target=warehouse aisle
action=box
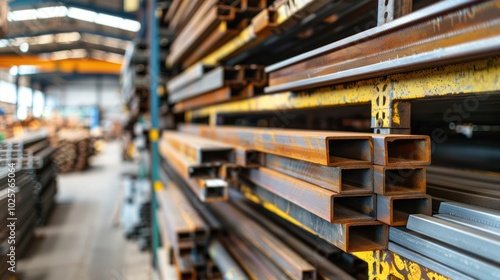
[18,142,151,280]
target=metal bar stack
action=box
[389,202,500,280]
[53,130,95,173]
[177,124,433,251]
[168,64,267,112]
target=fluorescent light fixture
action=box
[94,13,123,29]
[50,49,87,60]
[105,53,124,64]
[0,39,8,48]
[19,42,29,53]
[54,32,81,43]
[67,7,96,22]
[34,34,55,45]
[122,19,141,32]
[8,9,37,21]
[36,6,68,19]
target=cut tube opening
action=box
[392,197,431,225]
[387,139,428,164]
[200,149,234,164]
[341,168,373,192]
[348,224,387,252]
[384,168,425,194]
[328,139,371,165]
[333,196,375,222]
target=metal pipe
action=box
[376,194,431,226]
[407,214,500,263]
[244,167,376,223]
[265,154,372,194]
[239,180,388,252]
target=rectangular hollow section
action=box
[347,224,388,252]
[384,168,425,194]
[205,186,226,198]
[387,138,429,165]
[392,197,431,225]
[200,149,234,163]
[341,167,373,192]
[328,139,372,165]
[189,165,220,178]
[301,270,316,280]
[333,195,375,222]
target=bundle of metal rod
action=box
[168,64,266,108]
[53,131,94,173]
[238,179,388,252]
[0,168,38,263]
[210,202,317,279]
[265,0,500,93]
[156,182,209,274]
[166,0,268,68]
[426,166,500,210]
[159,132,230,202]
[389,202,500,280]
[0,131,50,168]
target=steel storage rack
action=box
[142,0,500,279]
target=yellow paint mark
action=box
[149,129,160,142]
[154,181,164,191]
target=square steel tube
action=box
[377,194,432,226]
[374,166,426,195]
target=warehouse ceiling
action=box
[0,0,143,75]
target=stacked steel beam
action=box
[168,64,267,112]
[53,130,95,173]
[178,124,432,251]
[390,202,500,280]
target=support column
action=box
[371,78,411,134]
[377,0,412,26]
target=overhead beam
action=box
[3,29,134,41]
[8,0,137,20]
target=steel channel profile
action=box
[169,67,226,103]
[407,214,500,263]
[388,242,476,280]
[233,201,356,280]
[244,167,375,223]
[208,240,249,280]
[372,135,430,166]
[239,181,388,252]
[264,1,495,92]
[265,153,373,194]
[159,140,228,202]
[210,202,317,279]
[438,201,500,229]
[178,124,373,166]
[373,166,426,195]
[220,234,287,279]
[376,194,431,226]
[163,131,235,165]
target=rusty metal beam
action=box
[377,194,432,226]
[210,202,317,279]
[163,131,235,165]
[167,63,214,94]
[239,181,388,252]
[159,139,228,202]
[266,1,500,93]
[173,85,255,113]
[178,124,373,166]
[372,134,430,166]
[373,166,426,195]
[243,167,376,223]
[264,153,373,194]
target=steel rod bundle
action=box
[389,202,500,280]
[53,130,94,173]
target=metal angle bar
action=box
[407,214,500,263]
[210,202,317,280]
[389,227,500,279]
[163,131,235,165]
[178,124,373,166]
[243,167,376,223]
[388,242,476,280]
[264,153,373,194]
[373,166,426,195]
[239,181,388,252]
[376,194,431,226]
[434,214,500,238]
[208,240,249,280]
[265,0,475,72]
[438,201,500,229]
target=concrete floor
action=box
[18,142,151,280]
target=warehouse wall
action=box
[45,77,123,120]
